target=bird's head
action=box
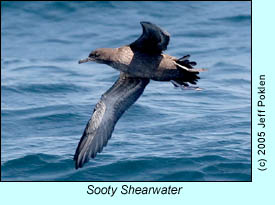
[79,48,115,64]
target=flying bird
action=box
[74,22,205,169]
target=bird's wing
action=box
[74,73,150,169]
[130,21,170,54]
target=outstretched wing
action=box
[130,21,170,54]
[74,73,150,169]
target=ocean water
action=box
[1,1,251,181]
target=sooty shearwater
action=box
[74,22,206,169]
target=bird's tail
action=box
[171,55,206,89]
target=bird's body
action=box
[106,46,179,81]
[74,22,205,169]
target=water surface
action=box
[1,1,251,181]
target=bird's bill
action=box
[78,57,94,64]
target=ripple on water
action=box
[2,1,251,181]
[1,154,251,181]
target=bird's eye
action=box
[89,52,100,58]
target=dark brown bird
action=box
[74,22,205,169]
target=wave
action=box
[181,31,224,38]
[2,1,251,183]
[43,39,72,45]
[2,82,87,94]
[1,154,250,181]
[211,15,251,23]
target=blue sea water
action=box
[1,1,251,181]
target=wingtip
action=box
[74,151,92,169]
[74,157,80,169]
[73,152,83,169]
[140,21,151,25]
[74,158,83,170]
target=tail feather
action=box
[178,54,190,61]
[189,61,197,66]
[173,54,205,87]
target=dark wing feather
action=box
[130,21,170,54]
[74,73,149,169]
[173,55,200,86]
